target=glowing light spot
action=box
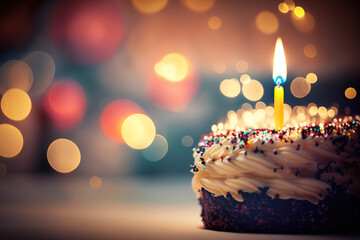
[214,62,226,74]
[255,101,266,109]
[284,0,295,10]
[297,113,306,122]
[0,163,7,176]
[0,60,33,94]
[242,111,254,125]
[297,106,305,114]
[265,106,274,116]
[23,51,55,96]
[211,125,217,133]
[254,109,266,122]
[142,134,168,161]
[47,138,81,173]
[290,77,311,98]
[182,135,194,147]
[309,106,318,116]
[218,122,224,130]
[132,0,167,14]
[284,104,292,122]
[306,73,318,84]
[291,11,315,32]
[220,78,241,98]
[240,74,251,84]
[44,80,86,130]
[100,100,144,143]
[235,60,248,73]
[278,3,289,13]
[242,79,264,101]
[304,44,317,58]
[293,6,305,18]
[0,124,23,158]
[241,103,252,110]
[89,176,102,189]
[345,87,356,99]
[318,106,328,119]
[183,0,215,12]
[122,114,156,150]
[1,88,31,121]
[155,53,189,82]
[208,16,222,30]
[328,109,335,118]
[255,11,279,35]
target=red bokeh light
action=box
[44,80,86,130]
[100,99,144,143]
[50,0,124,65]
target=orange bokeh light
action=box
[100,99,144,143]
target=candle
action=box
[273,37,287,130]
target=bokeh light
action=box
[213,62,226,74]
[278,3,289,13]
[100,99,144,143]
[23,51,55,97]
[235,60,248,73]
[255,11,279,34]
[155,53,188,82]
[182,135,194,147]
[304,44,317,58]
[182,0,215,12]
[240,74,251,84]
[0,124,23,158]
[345,87,357,99]
[265,106,274,116]
[309,105,318,116]
[132,0,168,14]
[0,60,33,94]
[291,11,315,32]
[219,78,241,98]
[47,138,81,173]
[122,113,156,150]
[293,6,305,19]
[255,101,266,109]
[50,0,124,65]
[242,79,264,101]
[208,16,222,30]
[290,77,311,98]
[1,88,31,121]
[44,80,86,130]
[328,109,335,118]
[306,73,318,84]
[89,176,102,189]
[318,106,328,119]
[141,134,168,161]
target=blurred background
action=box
[0,0,360,238]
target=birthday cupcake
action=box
[191,118,360,233]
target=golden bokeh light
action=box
[306,73,318,84]
[220,78,241,98]
[122,113,156,150]
[47,138,81,173]
[142,134,168,161]
[242,79,264,101]
[304,44,317,58]
[213,62,226,74]
[182,135,194,147]
[132,0,168,14]
[1,88,32,121]
[284,104,292,122]
[309,106,318,116]
[318,106,328,119]
[255,101,266,109]
[284,0,295,10]
[183,0,215,12]
[345,87,356,99]
[254,109,266,122]
[265,106,274,116]
[235,60,248,73]
[89,176,102,189]
[278,3,289,13]
[211,124,217,132]
[240,74,251,84]
[293,6,305,18]
[241,103,252,110]
[0,124,23,158]
[328,109,335,118]
[290,77,311,98]
[255,11,279,35]
[291,11,315,32]
[0,60,33,94]
[208,16,222,30]
[155,53,189,82]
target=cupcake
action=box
[191,118,360,233]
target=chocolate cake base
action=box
[199,186,360,233]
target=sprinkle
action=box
[244,151,247,155]
[202,166,206,170]
[273,150,277,155]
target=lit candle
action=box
[273,37,287,130]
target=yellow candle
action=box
[274,86,284,130]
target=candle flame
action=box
[273,37,287,85]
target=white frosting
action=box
[192,133,360,204]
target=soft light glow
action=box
[183,0,215,12]
[255,101,266,109]
[265,106,274,116]
[47,138,81,173]
[306,73,318,84]
[235,60,248,73]
[208,16,222,30]
[290,77,311,98]
[318,106,328,119]
[309,106,318,116]
[122,113,156,150]
[345,87,357,99]
[1,88,31,121]
[284,0,295,10]
[243,79,264,101]
[89,176,102,189]
[220,78,241,98]
[255,11,279,35]
[132,0,168,14]
[328,109,335,118]
[304,44,317,58]
[291,11,315,32]
[240,74,251,84]
[141,134,168,161]
[273,37,287,84]
[278,3,289,13]
[213,62,226,74]
[0,124,23,158]
[155,53,189,82]
[182,135,194,147]
[293,6,305,18]
[0,60,33,94]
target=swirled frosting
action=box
[191,120,360,204]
